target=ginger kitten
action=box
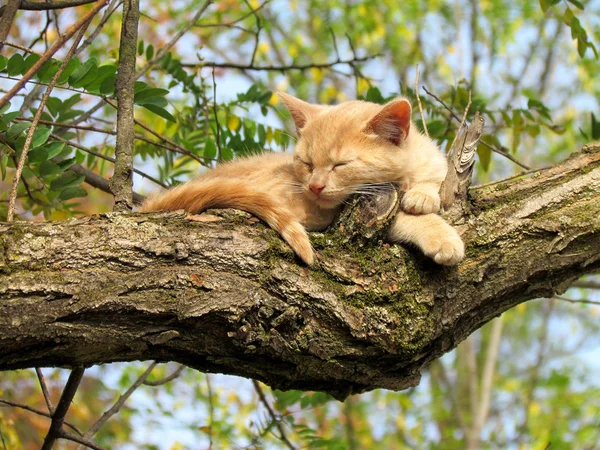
[141,93,464,266]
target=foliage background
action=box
[0,0,599,448]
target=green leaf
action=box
[134,88,169,102]
[28,147,49,164]
[69,58,97,87]
[50,172,85,191]
[221,146,233,161]
[204,137,216,160]
[146,44,154,60]
[83,64,117,92]
[39,160,62,177]
[7,54,25,76]
[567,0,584,9]
[0,55,7,72]
[0,153,8,180]
[6,122,29,140]
[564,8,574,24]
[365,86,385,104]
[45,142,66,159]
[31,127,51,148]
[63,94,82,110]
[46,97,62,117]
[37,59,60,82]
[57,109,84,122]
[138,40,144,56]
[136,96,168,107]
[1,111,19,124]
[577,37,587,58]
[591,113,600,140]
[0,101,11,115]
[100,75,117,95]
[141,104,176,122]
[426,119,447,138]
[57,157,76,171]
[59,186,88,201]
[22,53,41,73]
[477,144,492,172]
[57,57,80,84]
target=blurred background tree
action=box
[0,0,599,448]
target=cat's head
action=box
[279,92,412,209]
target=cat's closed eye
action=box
[332,161,352,170]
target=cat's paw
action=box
[421,230,465,266]
[402,189,441,215]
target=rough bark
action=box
[110,0,139,212]
[1,143,599,400]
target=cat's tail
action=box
[140,179,314,264]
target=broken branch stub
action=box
[440,112,485,211]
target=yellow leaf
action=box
[289,44,299,59]
[310,68,324,83]
[249,0,260,8]
[516,303,526,314]
[357,78,370,95]
[227,115,241,131]
[266,127,273,143]
[268,93,279,105]
[257,42,270,55]
[529,401,541,418]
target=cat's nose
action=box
[309,183,326,195]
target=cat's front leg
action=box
[401,182,441,215]
[388,211,464,265]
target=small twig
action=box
[181,54,381,72]
[104,98,207,165]
[3,0,98,12]
[50,133,168,188]
[7,13,92,221]
[137,0,213,79]
[195,0,270,28]
[572,281,600,290]
[448,90,472,158]
[423,85,531,170]
[76,0,122,56]
[143,364,185,386]
[415,65,429,138]
[0,398,83,435]
[0,420,7,450]
[81,362,157,440]
[470,165,553,190]
[0,0,109,111]
[212,67,222,161]
[242,0,261,67]
[36,368,55,415]
[553,296,600,306]
[252,380,295,450]
[59,430,106,450]
[41,366,86,450]
[68,163,146,205]
[0,40,40,54]
[206,374,214,450]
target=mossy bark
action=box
[1,144,599,400]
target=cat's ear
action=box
[278,92,322,136]
[364,98,412,146]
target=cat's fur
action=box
[140,93,464,266]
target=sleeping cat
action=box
[140,93,464,266]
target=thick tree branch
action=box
[0,144,599,399]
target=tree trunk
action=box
[1,144,599,400]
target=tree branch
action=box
[110,0,139,212]
[1,144,599,399]
[41,366,85,450]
